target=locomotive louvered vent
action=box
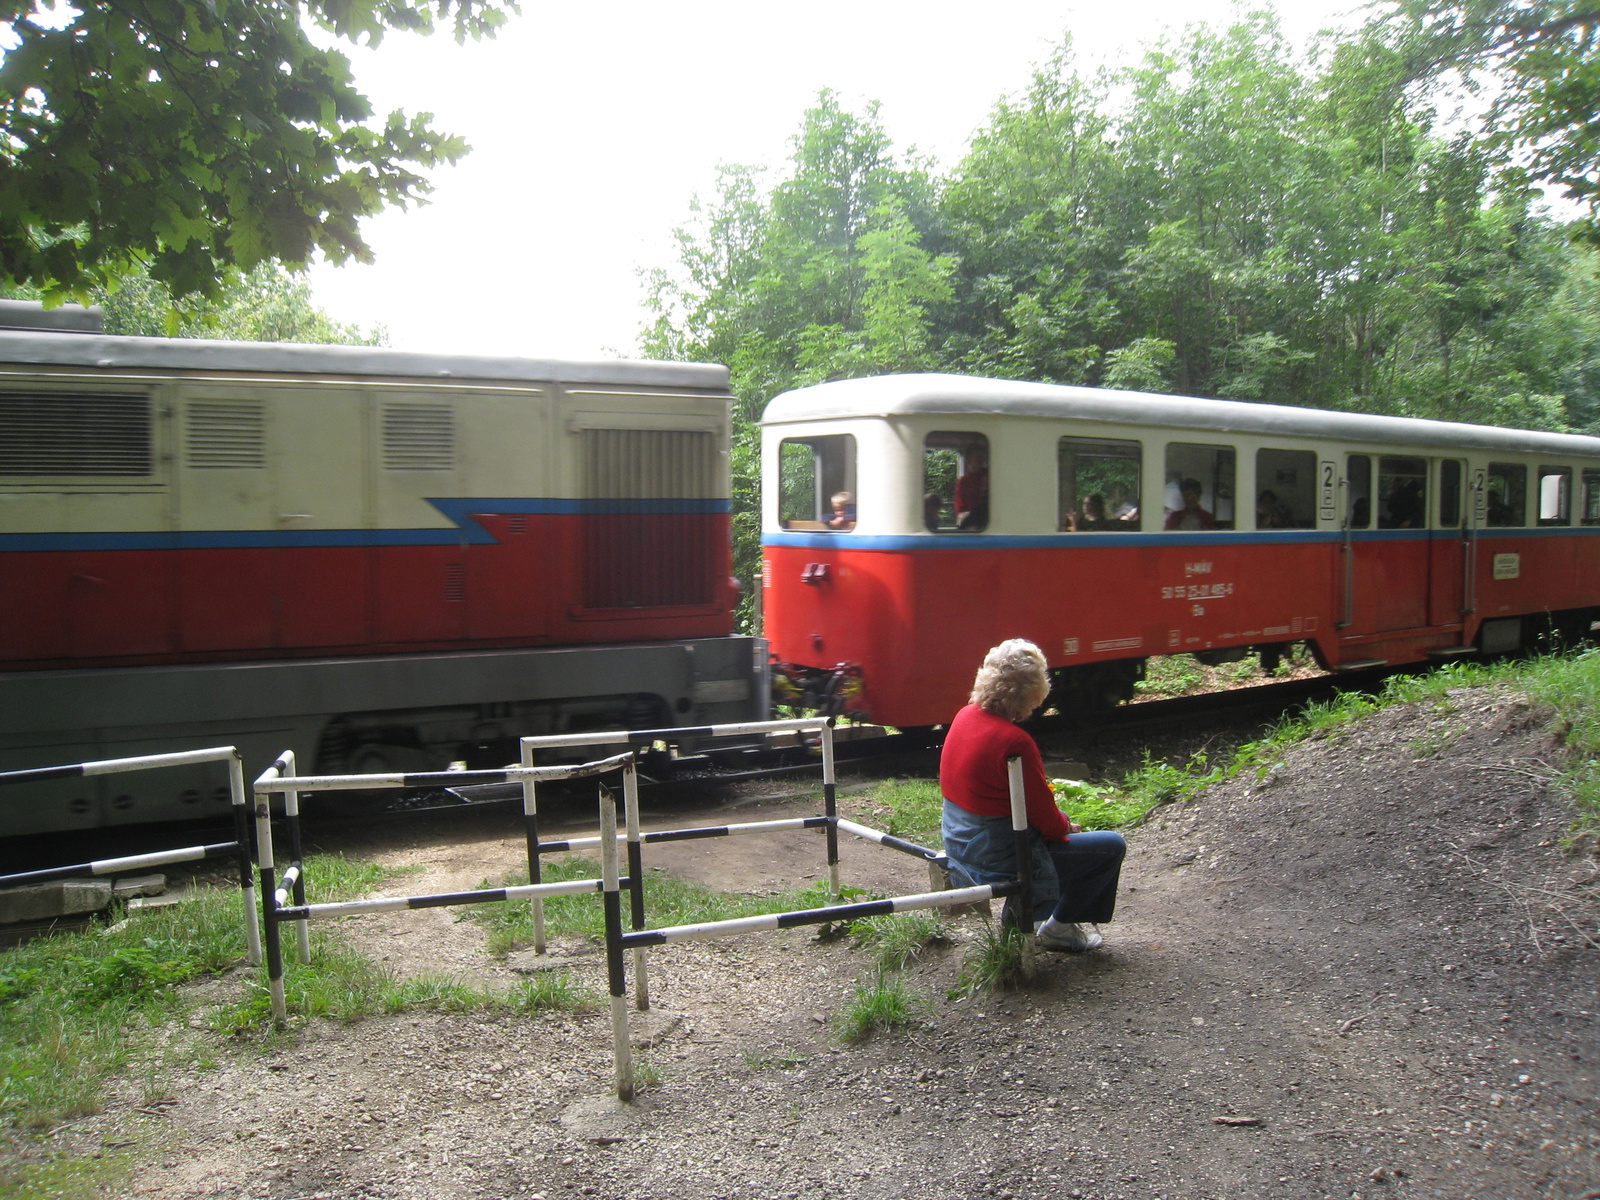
[383,404,454,470]
[185,401,264,469]
[582,428,717,608]
[0,391,150,476]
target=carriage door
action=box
[1429,459,1468,628]
[1373,455,1430,631]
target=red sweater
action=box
[939,705,1071,842]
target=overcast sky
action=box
[308,1,1366,360]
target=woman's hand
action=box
[1067,820,1084,834]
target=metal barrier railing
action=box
[0,747,260,964]
[250,750,636,1023]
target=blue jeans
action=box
[941,799,1126,925]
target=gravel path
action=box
[20,687,1600,1200]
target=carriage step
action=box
[1333,658,1388,671]
[1424,646,1479,659]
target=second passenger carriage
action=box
[761,374,1600,729]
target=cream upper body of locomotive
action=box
[0,324,733,539]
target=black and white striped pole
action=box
[822,717,839,897]
[621,756,650,1011]
[226,751,263,967]
[1006,755,1037,977]
[255,755,288,1023]
[518,736,545,955]
[277,751,311,965]
[600,785,634,1102]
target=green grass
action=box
[837,968,922,1042]
[849,911,947,971]
[0,884,250,1131]
[856,778,944,848]
[949,918,1029,998]
[508,971,599,1014]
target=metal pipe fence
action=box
[0,746,259,964]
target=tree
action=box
[1381,4,1600,213]
[97,261,384,344]
[0,0,511,301]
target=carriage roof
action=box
[763,373,1600,458]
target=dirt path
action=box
[19,689,1600,1200]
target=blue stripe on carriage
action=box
[762,525,1600,551]
[0,497,733,553]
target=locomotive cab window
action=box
[1538,467,1572,526]
[778,435,856,530]
[1254,448,1316,529]
[1377,456,1427,529]
[924,432,989,532]
[1486,462,1527,527]
[1163,442,1234,530]
[1059,437,1141,531]
[1583,469,1600,525]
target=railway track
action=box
[0,664,1396,878]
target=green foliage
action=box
[1382,3,1600,233]
[1048,777,1151,830]
[646,14,1600,534]
[95,261,385,344]
[0,0,511,302]
[837,967,921,1042]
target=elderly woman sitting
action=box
[940,639,1127,952]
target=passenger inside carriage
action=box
[826,491,855,529]
[1068,491,1115,531]
[1164,478,1218,530]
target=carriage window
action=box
[924,432,988,532]
[1377,456,1427,529]
[778,435,856,531]
[1059,437,1141,531]
[1346,455,1371,529]
[1584,469,1600,526]
[1163,443,1234,530]
[1538,467,1572,526]
[1486,462,1526,527]
[1253,449,1316,529]
[1440,460,1463,527]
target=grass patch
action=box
[949,919,1028,998]
[837,968,921,1042]
[857,778,944,848]
[0,883,252,1131]
[508,971,598,1014]
[849,911,947,971]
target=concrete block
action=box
[112,873,167,899]
[0,879,113,924]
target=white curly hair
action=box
[969,638,1050,722]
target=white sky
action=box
[308,1,1365,359]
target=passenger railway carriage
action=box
[0,303,761,834]
[760,374,1600,730]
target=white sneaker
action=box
[1034,919,1103,952]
